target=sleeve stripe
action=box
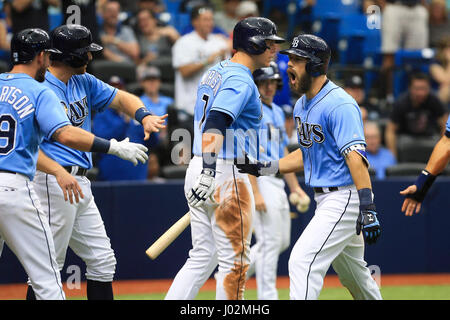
[210,106,237,121]
[339,139,366,154]
[46,121,71,140]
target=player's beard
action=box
[298,72,312,95]
[35,65,47,82]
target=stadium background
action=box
[0,0,449,299]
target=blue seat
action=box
[162,0,181,15]
[312,0,359,20]
[393,49,436,98]
[49,11,63,31]
[338,13,367,65]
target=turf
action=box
[69,285,450,300]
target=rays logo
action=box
[61,96,89,127]
[295,116,325,148]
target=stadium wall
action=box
[0,178,449,284]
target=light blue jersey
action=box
[193,60,262,160]
[446,115,450,134]
[0,73,71,180]
[40,71,117,169]
[293,80,365,187]
[259,102,289,162]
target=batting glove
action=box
[187,168,216,208]
[356,203,381,245]
[234,152,279,177]
[107,138,148,166]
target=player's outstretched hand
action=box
[400,185,422,216]
[187,168,216,208]
[356,203,381,245]
[108,138,149,165]
[54,169,84,204]
[234,152,279,177]
[142,114,168,140]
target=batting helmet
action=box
[11,28,61,65]
[280,34,331,77]
[253,61,283,90]
[233,17,285,55]
[50,24,102,68]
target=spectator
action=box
[136,8,179,67]
[171,4,230,134]
[364,121,397,180]
[214,0,240,35]
[147,153,166,182]
[343,74,382,121]
[137,0,165,15]
[428,0,450,48]
[99,0,140,63]
[138,65,173,141]
[92,76,158,181]
[6,0,59,34]
[236,0,259,19]
[379,0,429,101]
[384,72,448,159]
[430,37,450,106]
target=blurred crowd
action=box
[0,0,448,181]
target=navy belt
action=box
[314,186,339,194]
[64,166,88,176]
[0,169,17,174]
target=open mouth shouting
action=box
[287,69,297,87]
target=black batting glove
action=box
[234,151,279,177]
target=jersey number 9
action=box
[0,114,16,155]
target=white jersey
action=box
[172,30,229,115]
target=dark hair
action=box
[408,72,430,86]
[137,8,158,20]
[190,5,214,22]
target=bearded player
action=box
[235,34,382,300]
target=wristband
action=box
[91,136,111,153]
[357,188,373,206]
[135,107,152,124]
[203,152,217,172]
[409,169,437,202]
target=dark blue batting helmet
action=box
[233,17,285,55]
[280,34,331,77]
[11,28,61,65]
[50,24,102,68]
[253,61,283,90]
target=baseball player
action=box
[400,115,450,215]
[0,28,148,300]
[25,24,167,300]
[246,62,310,300]
[235,34,382,300]
[165,17,285,300]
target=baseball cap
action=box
[138,66,161,81]
[236,1,259,18]
[344,75,364,89]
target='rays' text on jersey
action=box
[200,70,222,96]
[0,86,35,119]
[295,116,325,148]
[61,96,88,127]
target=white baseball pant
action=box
[247,175,291,300]
[165,156,254,300]
[288,185,382,300]
[31,170,116,283]
[0,172,65,300]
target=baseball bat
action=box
[145,212,191,260]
